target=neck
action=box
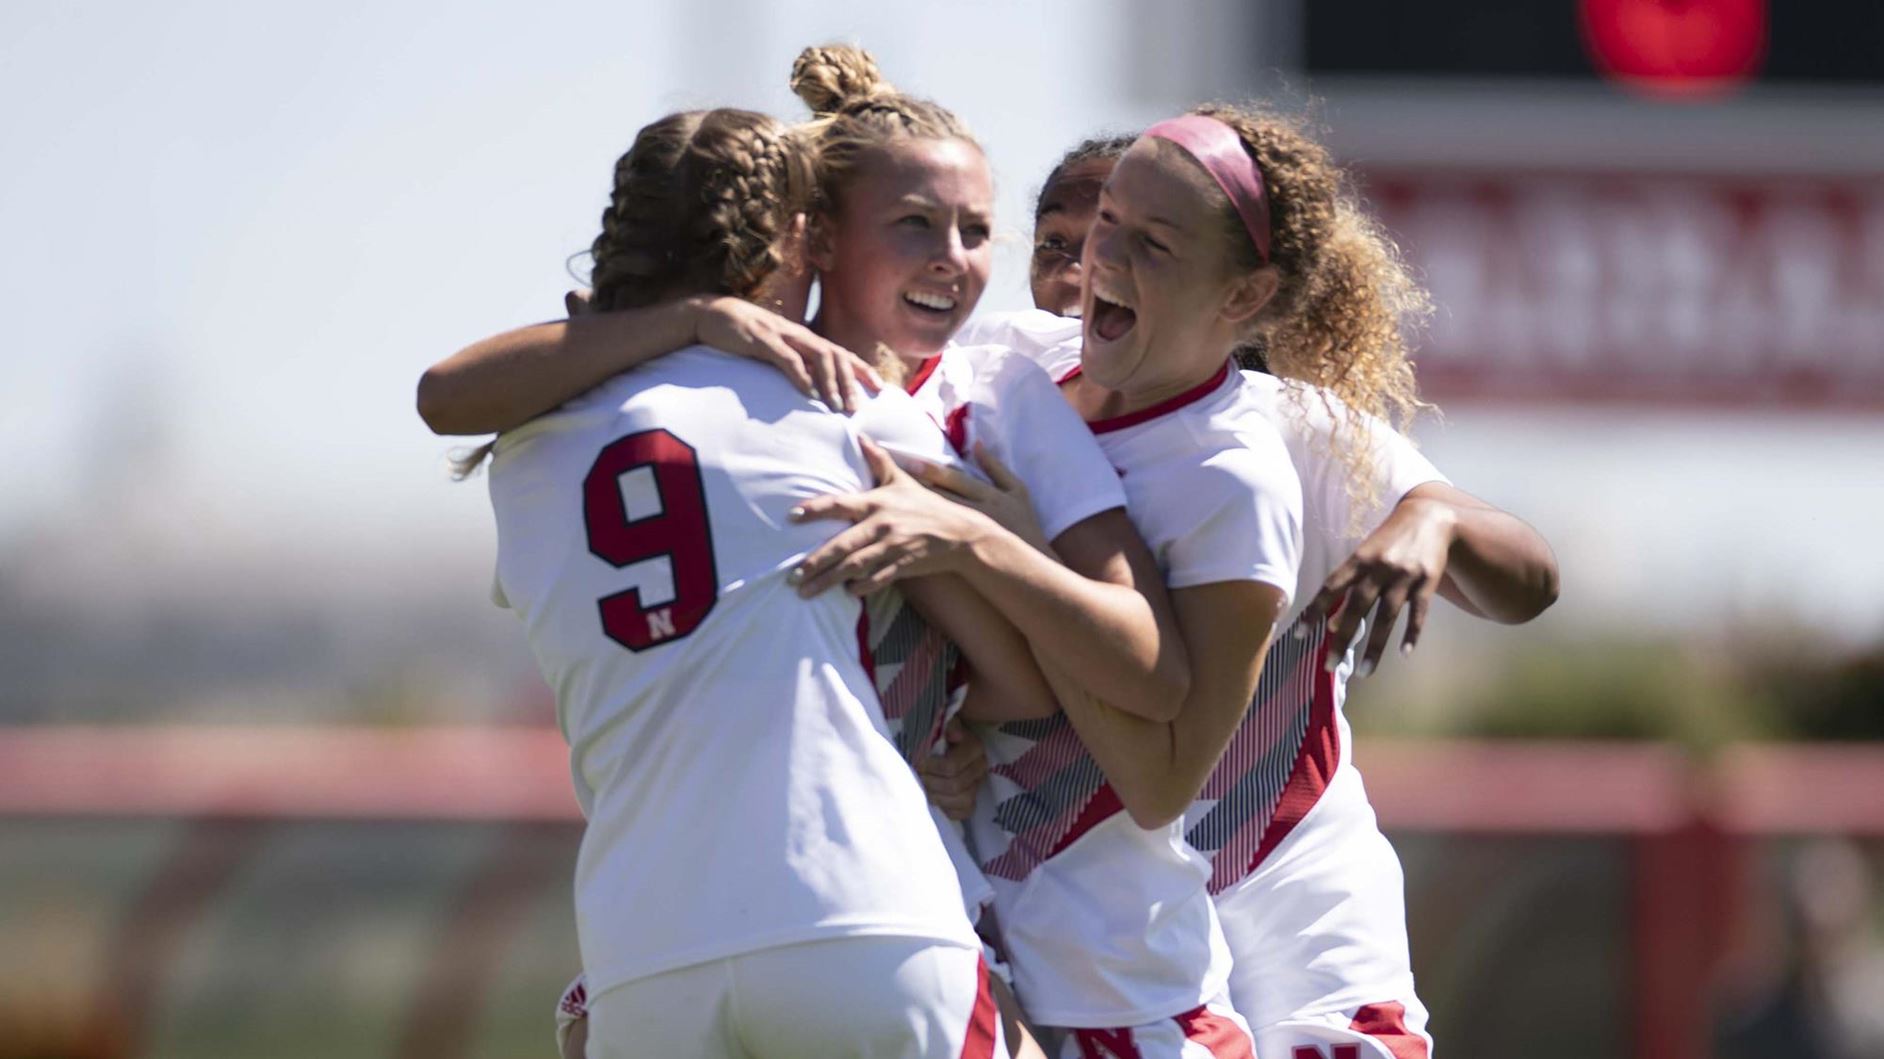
[1067,358,1227,423]
[811,308,931,377]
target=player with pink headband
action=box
[789,109,1317,1058]
[954,108,1559,1058]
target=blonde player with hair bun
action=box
[421,47,1302,1059]
[476,105,1030,1058]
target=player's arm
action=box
[1040,579,1288,829]
[897,574,1059,722]
[415,295,874,434]
[792,446,1191,723]
[1309,481,1559,674]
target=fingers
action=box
[1402,583,1435,656]
[909,458,995,503]
[1325,576,1382,672]
[788,494,873,525]
[848,354,885,395]
[1357,581,1413,678]
[1305,560,1358,623]
[857,437,903,487]
[798,539,898,597]
[919,721,988,821]
[780,327,847,413]
[972,442,1024,494]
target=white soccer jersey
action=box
[967,310,1445,1029]
[967,328,1305,1029]
[1187,374,1446,1028]
[904,341,1126,544]
[488,346,977,996]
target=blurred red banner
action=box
[1364,168,1884,408]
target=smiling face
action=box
[809,138,994,364]
[1030,157,1115,317]
[1080,138,1276,399]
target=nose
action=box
[1087,222,1125,277]
[928,227,969,277]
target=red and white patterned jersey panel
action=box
[968,329,1304,1029]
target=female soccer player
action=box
[478,105,1018,1059]
[942,112,1558,1058]
[424,47,1291,1058]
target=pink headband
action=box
[1143,114,1271,264]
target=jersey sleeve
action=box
[954,309,1082,364]
[1315,403,1450,552]
[976,353,1127,542]
[1163,437,1304,597]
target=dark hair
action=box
[1033,133,1136,221]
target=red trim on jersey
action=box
[1348,1002,1428,1059]
[960,956,1000,1059]
[1174,1004,1258,1057]
[1045,782,1126,861]
[856,609,876,687]
[905,354,943,395]
[1244,631,1341,875]
[1056,364,1082,386]
[1072,1026,1145,1059]
[943,403,971,457]
[1292,1048,1359,1059]
[1078,361,1233,435]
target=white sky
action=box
[3,0,1880,642]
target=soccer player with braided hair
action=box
[479,106,1035,1058]
[424,46,1308,1058]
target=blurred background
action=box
[3,1,1880,1056]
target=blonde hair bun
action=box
[790,44,894,116]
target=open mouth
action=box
[1090,295,1137,342]
[903,290,957,317]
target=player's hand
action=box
[920,718,988,821]
[905,443,1052,555]
[691,296,882,414]
[1304,495,1458,677]
[790,439,998,596]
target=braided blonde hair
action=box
[588,108,813,311]
[1189,103,1434,515]
[450,108,813,479]
[788,44,981,214]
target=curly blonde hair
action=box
[451,108,813,479]
[1189,103,1434,515]
[787,44,981,214]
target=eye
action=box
[961,223,992,243]
[1144,234,1170,254]
[1034,235,1068,255]
[898,214,932,229]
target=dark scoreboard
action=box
[1305,0,1884,92]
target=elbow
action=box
[1114,775,1192,830]
[415,368,478,436]
[415,369,454,434]
[1524,561,1562,621]
[1123,791,1187,831]
[1126,656,1190,723]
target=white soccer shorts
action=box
[583,936,1002,1059]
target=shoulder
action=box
[953,308,1080,358]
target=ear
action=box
[1219,266,1279,326]
[776,213,811,276]
[805,211,838,272]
